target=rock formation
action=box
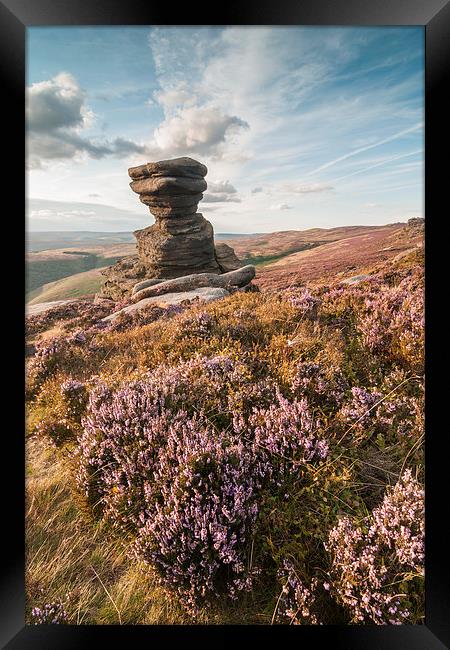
[130,265,256,303]
[99,157,248,301]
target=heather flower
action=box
[134,429,261,613]
[285,288,321,316]
[291,361,348,409]
[325,470,424,624]
[31,601,68,624]
[60,379,88,420]
[276,559,320,624]
[237,391,329,486]
[180,310,215,337]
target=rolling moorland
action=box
[25,218,424,625]
[27,222,422,305]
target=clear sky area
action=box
[27,26,424,233]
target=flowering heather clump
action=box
[276,559,320,625]
[318,264,424,371]
[340,386,383,427]
[26,340,62,395]
[325,470,424,624]
[134,429,261,613]
[285,288,321,316]
[291,361,348,409]
[60,379,88,421]
[180,310,215,337]
[105,303,184,333]
[356,273,424,369]
[25,300,113,337]
[31,601,68,624]
[237,392,329,486]
[76,381,173,527]
[338,386,423,445]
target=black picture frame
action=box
[3,0,449,647]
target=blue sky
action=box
[26,26,424,233]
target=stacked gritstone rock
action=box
[129,157,220,278]
[98,157,245,301]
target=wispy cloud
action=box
[304,123,423,178]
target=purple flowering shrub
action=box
[75,363,330,612]
[76,381,170,525]
[30,376,89,446]
[30,601,68,624]
[275,559,320,624]
[134,430,261,613]
[337,385,423,447]
[284,287,322,317]
[105,303,184,333]
[290,361,348,411]
[324,470,424,624]
[320,264,424,373]
[60,379,88,421]
[234,391,329,487]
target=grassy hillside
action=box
[27,267,107,304]
[223,224,401,260]
[26,244,136,296]
[25,247,424,625]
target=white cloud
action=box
[202,193,241,203]
[251,187,263,194]
[271,203,292,210]
[208,180,237,194]
[27,72,147,169]
[285,182,334,194]
[150,105,249,159]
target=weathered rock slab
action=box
[26,300,76,316]
[130,176,207,196]
[131,265,256,303]
[102,287,229,322]
[128,157,207,180]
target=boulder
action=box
[102,287,229,322]
[131,265,256,303]
[214,242,245,272]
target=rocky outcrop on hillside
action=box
[98,157,250,302]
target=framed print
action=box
[1,0,449,647]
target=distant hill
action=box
[25,222,423,303]
[27,267,107,304]
[26,244,137,296]
[27,231,255,252]
[253,221,424,290]
[27,231,136,252]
